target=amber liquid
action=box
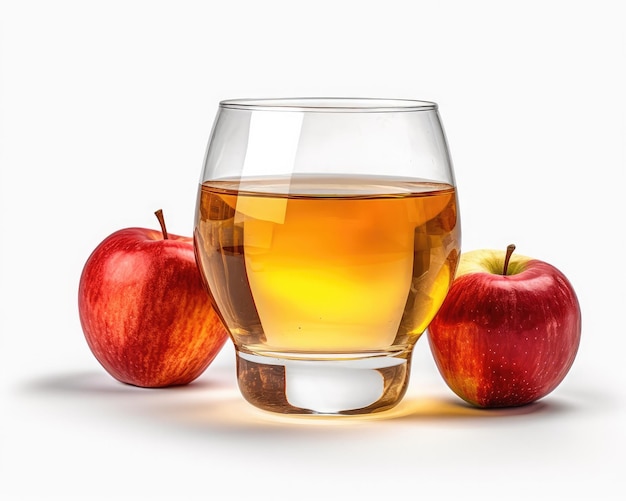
[194,175,460,359]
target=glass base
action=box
[235,349,412,415]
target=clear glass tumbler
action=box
[194,98,461,415]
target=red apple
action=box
[427,244,581,408]
[78,210,228,388]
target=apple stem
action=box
[503,244,516,275]
[154,209,169,240]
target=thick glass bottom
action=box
[235,349,412,415]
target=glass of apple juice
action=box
[194,98,461,415]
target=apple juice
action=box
[194,175,461,357]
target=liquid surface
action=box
[194,176,461,354]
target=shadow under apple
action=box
[378,394,571,421]
[18,367,233,396]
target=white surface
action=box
[1,1,624,500]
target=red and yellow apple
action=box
[427,245,582,408]
[78,210,228,388]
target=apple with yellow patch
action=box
[428,245,582,408]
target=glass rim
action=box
[219,97,438,113]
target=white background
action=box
[1,1,624,499]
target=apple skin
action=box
[427,248,582,408]
[78,221,229,388]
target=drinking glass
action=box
[194,98,461,415]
